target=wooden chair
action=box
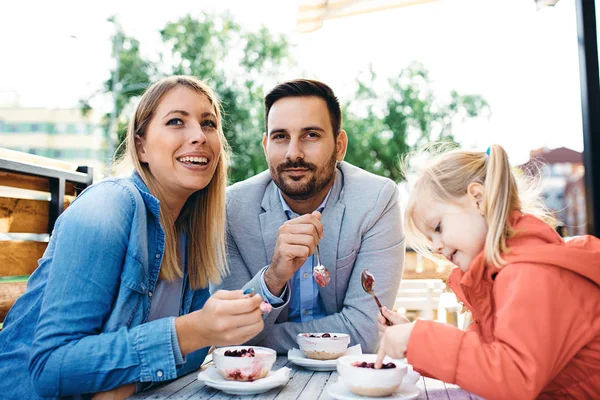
[394,278,446,320]
[0,148,93,327]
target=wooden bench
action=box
[0,148,93,327]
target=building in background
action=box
[0,106,107,177]
[521,147,586,236]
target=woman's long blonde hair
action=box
[404,143,555,269]
[121,75,230,289]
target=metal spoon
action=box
[361,269,393,326]
[312,245,330,287]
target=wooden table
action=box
[130,355,482,400]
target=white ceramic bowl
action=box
[337,354,407,397]
[213,346,276,381]
[296,333,350,360]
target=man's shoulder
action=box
[226,170,272,208]
[339,162,397,197]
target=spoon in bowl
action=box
[312,245,331,287]
[361,269,393,326]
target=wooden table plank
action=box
[444,383,473,400]
[316,371,339,400]
[131,355,477,400]
[423,376,450,399]
[132,372,200,400]
[416,376,427,399]
[294,369,330,399]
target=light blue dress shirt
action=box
[259,190,331,322]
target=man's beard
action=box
[270,151,337,201]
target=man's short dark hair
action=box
[264,79,342,138]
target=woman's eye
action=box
[166,118,183,126]
[435,223,441,233]
[201,120,217,129]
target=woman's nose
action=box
[190,126,207,145]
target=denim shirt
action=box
[0,172,210,399]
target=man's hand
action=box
[377,306,410,336]
[92,383,136,400]
[375,322,415,368]
[264,211,323,296]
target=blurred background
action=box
[0,0,598,324]
[0,0,597,238]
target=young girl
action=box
[0,76,265,399]
[376,144,600,399]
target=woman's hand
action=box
[377,306,410,335]
[91,383,136,400]
[375,322,415,368]
[176,290,264,356]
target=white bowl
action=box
[337,354,407,397]
[296,333,350,360]
[212,346,276,381]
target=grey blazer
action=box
[215,162,405,354]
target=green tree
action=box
[160,13,290,182]
[80,17,155,164]
[343,62,490,182]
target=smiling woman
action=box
[0,76,266,399]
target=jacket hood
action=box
[459,212,600,288]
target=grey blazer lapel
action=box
[317,168,345,315]
[259,181,287,274]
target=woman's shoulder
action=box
[65,176,144,219]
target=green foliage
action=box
[343,62,490,182]
[87,14,488,184]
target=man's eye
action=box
[273,134,287,140]
[306,132,319,138]
[166,118,183,126]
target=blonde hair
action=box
[120,75,230,289]
[403,143,555,269]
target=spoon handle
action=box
[373,294,394,326]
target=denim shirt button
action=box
[148,291,153,298]
[155,253,161,259]
[156,370,163,377]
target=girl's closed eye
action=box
[166,118,184,126]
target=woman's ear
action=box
[467,182,485,214]
[135,135,148,163]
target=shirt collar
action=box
[278,187,332,219]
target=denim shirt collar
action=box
[130,170,161,220]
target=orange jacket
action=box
[406,213,600,399]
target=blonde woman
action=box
[0,76,264,399]
[376,144,600,399]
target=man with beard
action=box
[216,79,404,353]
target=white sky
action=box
[0,0,589,164]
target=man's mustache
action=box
[276,161,316,173]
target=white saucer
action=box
[287,344,362,371]
[328,376,421,400]
[197,365,290,395]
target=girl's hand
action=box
[91,383,136,400]
[375,322,415,368]
[377,307,410,335]
[176,290,264,356]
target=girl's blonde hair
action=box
[121,75,230,289]
[403,143,555,268]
